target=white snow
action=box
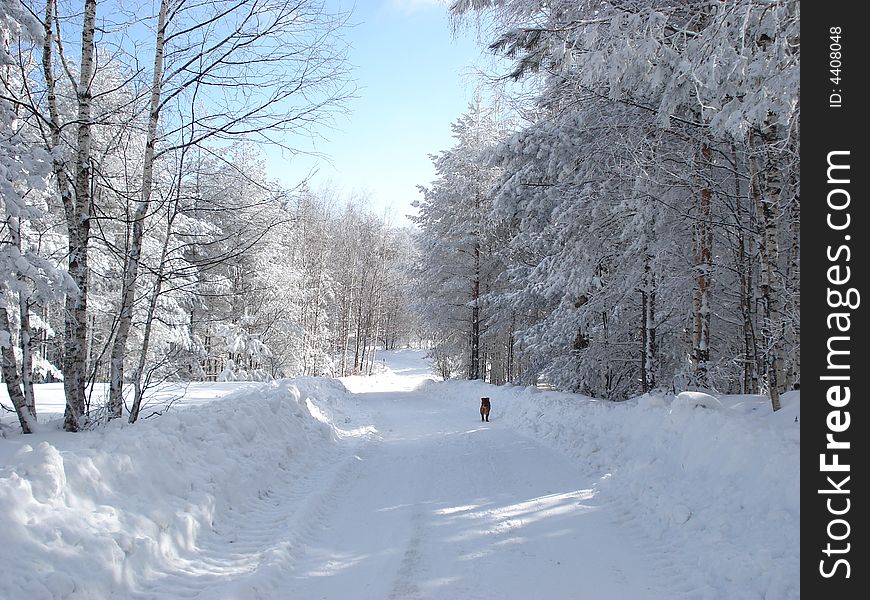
[1,350,799,599]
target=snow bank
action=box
[0,378,355,599]
[0,381,268,426]
[431,379,800,600]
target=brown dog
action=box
[480,397,491,422]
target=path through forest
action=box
[129,354,685,599]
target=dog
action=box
[479,397,491,422]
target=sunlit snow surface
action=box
[1,350,798,599]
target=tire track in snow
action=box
[129,432,378,599]
[497,398,700,599]
[605,498,698,599]
[387,503,425,600]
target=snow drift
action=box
[0,378,355,599]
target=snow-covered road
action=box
[278,388,674,600]
[1,350,799,599]
[124,362,677,599]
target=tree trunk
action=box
[18,293,36,418]
[469,240,481,380]
[691,142,713,389]
[641,287,648,392]
[310,269,323,376]
[1,306,36,433]
[129,201,176,423]
[749,123,784,412]
[368,307,380,376]
[108,0,169,419]
[340,278,354,376]
[352,272,366,374]
[128,276,159,424]
[785,185,800,388]
[6,214,37,416]
[738,204,759,395]
[44,0,98,431]
[641,254,657,393]
[730,145,759,394]
[507,313,515,383]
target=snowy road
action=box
[281,388,674,600]
[0,351,800,599]
[127,364,679,599]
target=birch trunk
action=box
[506,314,515,383]
[732,146,758,394]
[128,277,160,424]
[340,275,354,376]
[353,272,366,373]
[690,142,713,389]
[749,123,785,412]
[129,201,176,423]
[7,214,36,416]
[1,306,36,433]
[641,254,657,393]
[42,0,75,419]
[737,196,759,394]
[469,186,482,381]
[108,0,169,418]
[785,187,800,388]
[43,0,98,431]
[18,291,35,417]
[367,302,381,376]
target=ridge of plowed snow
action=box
[0,378,369,599]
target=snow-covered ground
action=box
[0,350,799,599]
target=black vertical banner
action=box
[803,2,867,597]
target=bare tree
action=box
[107,0,351,418]
[749,120,786,411]
[34,0,100,431]
[106,0,171,418]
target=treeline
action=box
[414,0,799,409]
[1,1,414,433]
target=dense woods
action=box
[415,0,799,409]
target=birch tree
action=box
[108,0,352,418]
[106,0,170,418]
[22,0,102,431]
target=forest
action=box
[415,0,800,407]
[2,0,800,434]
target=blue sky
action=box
[266,0,488,226]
